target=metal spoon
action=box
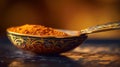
[7,21,120,54]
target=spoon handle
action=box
[81,21,120,34]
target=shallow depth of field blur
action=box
[0,0,120,39]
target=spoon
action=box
[7,21,120,54]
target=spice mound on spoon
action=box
[8,24,69,37]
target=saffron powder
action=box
[9,24,68,36]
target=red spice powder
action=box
[8,24,68,36]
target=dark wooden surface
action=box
[0,37,120,67]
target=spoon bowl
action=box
[7,29,87,54]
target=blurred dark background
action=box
[0,0,120,39]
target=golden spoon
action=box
[7,21,120,54]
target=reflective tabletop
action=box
[0,37,120,67]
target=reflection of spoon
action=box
[7,22,120,54]
[9,55,81,67]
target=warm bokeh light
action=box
[1,0,120,38]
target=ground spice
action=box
[9,24,68,36]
